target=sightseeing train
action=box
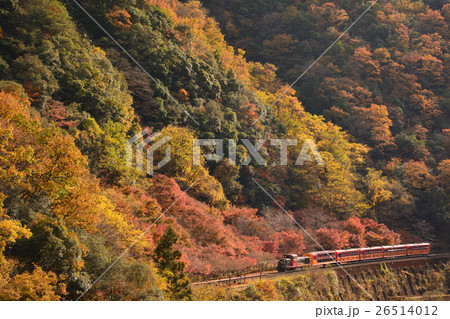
[276,243,431,272]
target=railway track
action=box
[192,253,450,287]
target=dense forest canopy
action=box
[0,0,448,300]
[202,0,449,230]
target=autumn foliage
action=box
[0,0,446,301]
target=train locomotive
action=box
[276,243,430,272]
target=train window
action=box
[386,247,406,252]
[364,249,382,254]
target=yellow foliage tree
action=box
[0,193,65,300]
[364,169,393,210]
[155,125,227,208]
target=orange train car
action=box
[303,251,337,266]
[336,248,360,263]
[382,244,408,258]
[407,243,431,256]
[360,246,383,260]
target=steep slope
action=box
[202,0,449,238]
[0,0,438,301]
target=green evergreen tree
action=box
[153,226,192,300]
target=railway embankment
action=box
[193,256,450,300]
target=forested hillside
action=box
[0,0,448,300]
[202,0,450,232]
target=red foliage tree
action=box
[361,218,401,246]
[315,228,342,250]
[343,216,365,236]
[262,240,279,254]
[346,233,366,248]
[276,230,305,255]
[150,174,186,211]
[44,100,78,128]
